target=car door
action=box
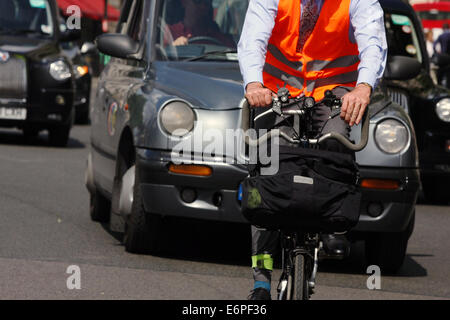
[91,0,147,194]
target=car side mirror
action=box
[60,29,81,42]
[431,53,450,68]
[384,55,422,81]
[81,42,97,55]
[96,34,140,59]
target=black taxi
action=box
[0,0,80,146]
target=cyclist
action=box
[237,0,387,300]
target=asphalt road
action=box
[0,124,449,300]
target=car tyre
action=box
[76,102,90,125]
[422,178,448,204]
[365,210,415,274]
[124,163,163,254]
[22,128,39,140]
[90,190,111,222]
[48,125,71,147]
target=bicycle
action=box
[241,87,370,300]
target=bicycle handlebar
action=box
[241,90,370,151]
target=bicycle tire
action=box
[292,254,307,300]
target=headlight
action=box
[49,60,71,81]
[74,65,89,79]
[160,101,195,136]
[436,98,450,122]
[375,119,409,154]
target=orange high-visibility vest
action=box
[263,0,360,101]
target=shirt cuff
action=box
[243,70,264,90]
[356,68,377,89]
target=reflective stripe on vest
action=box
[306,70,359,92]
[262,0,360,101]
[264,62,359,92]
[267,44,303,71]
[306,55,360,72]
[263,63,304,89]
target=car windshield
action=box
[416,10,450,21]
[157,2,424,64]
[156,0,248,61]
[0,0,54,37]
[384,12,423,63]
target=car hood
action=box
[154,61,245,110]
[0,36,59,61]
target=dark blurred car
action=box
[383,0,450,204]
[61,40,95,124]
[0,0,80,146]
[86,0,423,274]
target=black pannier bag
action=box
[241,146,361,233]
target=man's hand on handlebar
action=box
[340,84,371,127]
[245,82,276,107]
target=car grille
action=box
[386,88,409,113]
[0,55,27,100]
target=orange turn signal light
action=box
[76,65,89,77]
[169,164,212,176]
[360,179,400,190]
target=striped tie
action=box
[297,0,320,53]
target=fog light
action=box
[212,192,222,207]
[367,202,383,217]
[181,188,196,203]
[55,95,65,105]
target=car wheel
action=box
[76,102,90,125]
[90,190,111,222]
[123,162,163,254]
[48,125,71,147]
[365,210,415,274]
[422,178,448,204]
[109,152,133,233]
[22,128,39,140]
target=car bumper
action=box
[137,149,420,232]
[352,166,420,234]
[136,148,248,223]
[0,94,73,128]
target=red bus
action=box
[413,2,450,36]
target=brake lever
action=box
[272,98,282,116]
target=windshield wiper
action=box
[183,49,237,62]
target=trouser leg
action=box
[312,87,353,155]
[251,225,279,283]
